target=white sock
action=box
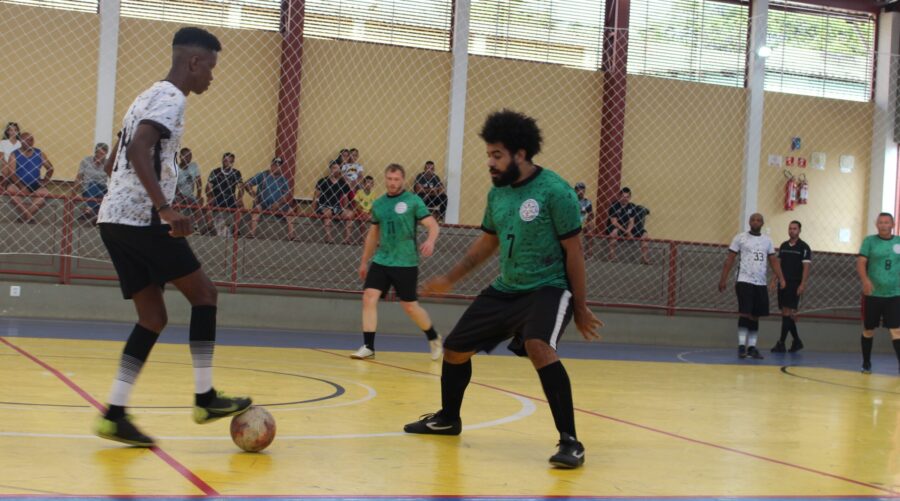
[738,327,748,346]
[108,379,134,407]
[748,331,758,347]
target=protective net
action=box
[0,0,892,319]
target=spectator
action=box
[175,147,203,209]
[335,148,351,167]
[245,156,296,240]
[350,175,377,241]
[606,187,650,264]
[413,160,447,221]
[314,160,353,243]
[1,122,21,185]
[342,147,365,188]
[574,182,594,256]
[4,132,53,223]
[205,152,243,236]
[74,142,109,221]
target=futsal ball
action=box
[230,406,276,452]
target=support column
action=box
[276,0,305,190]
[869,12,900,233]
[94,0,120,147]
[740,0,767,229]
[443,0,469,225]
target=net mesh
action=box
[0,1,893,319]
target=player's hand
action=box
[574,303,603,341]
[768,278,777,291]
[420,239,436,258]
[423,275,453,294]
[358,263,368,281]
[718,278,727,293]
[797,283,805,296]
[160,207,192,237]
[778,279,786,290]
[863,279,874,296]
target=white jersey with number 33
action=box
[729,232,775,286]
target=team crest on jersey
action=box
[394,202,408,214]
[519,199,540,222]
[893,244,900,254]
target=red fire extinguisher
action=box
[784,170,797,211]
[797,174,808,205]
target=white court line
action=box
[676,348,724,364]
[0,393,537,441]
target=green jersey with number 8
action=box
[859,234,900,297]
[481,167,582,293]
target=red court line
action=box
[311,348,899,497]
[0,336,219,496]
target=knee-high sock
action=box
[779,316,790,343]
[892,339,900,368]
[788,317,800,340]
[190,306,217,400]
[106,324,159,420]
[440,359,471,420]
[537,361,576,438]
[862,336,874,366]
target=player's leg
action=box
[886,297,900,373]
[861,296,880,373]
[27,186,48,219]
[745,285,766,359]
[394,266,442,360]
[354,288,382,359]
[5,183,29,220]
[787,306,803,352]
[735,282,753,358]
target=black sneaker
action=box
[771,341,786,353]
[549,433,585,469]
[193,390,252,424]
[95,415,155,447]
[403,411,462,435]
[738,345,747,359]
[747,346,764,360]
[788,339,804,353]
[861,363,872,374]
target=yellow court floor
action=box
[0,334,899,500]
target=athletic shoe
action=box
[747,346,764,360]
[771,341,786,353]
[738,345,747,359]
[351,345,375,359]
[429,335,443,361]
[549,433,585,469]
[788,339,804,353]
[95,414,154,447]
[193,390,252,424]
[861,363,872,374]
[403,411,462,435]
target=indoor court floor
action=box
[1,316,899,500]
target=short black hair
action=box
[878,212,894,221]
[425,160,434,165]
[363,175,374,182]
[479,110,542,161]
[621,187,632,194]
[180,147,191,153]
[349,148,358,153]
[789,220,802,230]
[173,27,221,52]
[222,152,235,160]
[340,149,350,154]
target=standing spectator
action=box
[414,160,447,221]
[771,221,811,353]
[606,187,650,264]
[175,147,203,208]
[335,148,351,167]
[314,161,353,243]
[341,147,365,188]
[205,152,243,236]
[574,182,593,255]
[5,132,53,223]
[74,142,110,221]
[718,213,785,360]
[1,122,21,186]
[244,156,296,240]
[856,212,900,374]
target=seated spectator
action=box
[175,147,203,210]
[351,175,377,241]
[574,182,594,255]
[74,142,109,222]
[606,186,650,264]
[4,133,53,223]
[314,160,353,243]
[414,160,447,221]
[341,147,364,189]
[205,152,243,236]
[1,122,21,186]
[245,156,296,240]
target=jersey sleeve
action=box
[803,243,813,262]
[859,237,870,258]
[728,234,742,253]
[481,190,496,234]
[550,183,583,240]
[413,195,431,220]
[246,172,263,187]
[766,238,776,255]
[139,91,184,138]
[370,200,380,225]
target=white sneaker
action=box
[429,335,443,361]
[350,345,375,359]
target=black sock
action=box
[364,332,375,350]
[189,306,217,400]
[423,326,438,341]
[105,404,125,421]
[788,318,800,341]
[105,324,159,420]
[440,359,471,421]
[862,336,874,366]
[195,388,216,407]
[537,361,576,438]
[779,317,789,343]
[893,339,900,368]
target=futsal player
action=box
[353,164,442,360]
[403,110,602,469]
[856,212,900,374]
[770,220,811,353]
[94,27,251,447]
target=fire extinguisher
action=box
[783,170,797,211]
[797,174,808,205]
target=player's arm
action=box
[104,134,120,177]
[358,223,380,280]
[857,256,873,296]
[126,123,191,237]
[718,251,737,292]
[560,235,602,340]
[768,253,785,288]
[424,232,499,294]
[193,171,203,202]
[798,261,810,295]
[73,170,83,195]
[40,152,53,184]
[418,215,439,258]
[611,216,625,232]
[312,188,321,212]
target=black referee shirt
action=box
[777,239,812,282]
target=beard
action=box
[490,159,521,187]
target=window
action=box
[765,1,875,102]
[120,1,281,31]
[0,0,97,13]
[304,0,452,51]
[628,0,749,87]
[468,0,606,70]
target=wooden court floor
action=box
[0,320,898,500]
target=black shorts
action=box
[777,280,801,310]
[863,296,900,330]
[99,223,201,299]
[363,262,418,302]
[735,281,769,317]
[444,286,574,357]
